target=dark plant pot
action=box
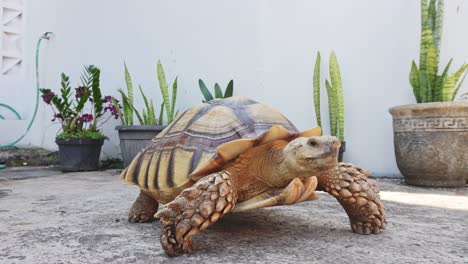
[116,125,166,167]
[389,102,468,188]
[338,141,346,162]
[55,138,104,172]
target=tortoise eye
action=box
[308,139,318,147]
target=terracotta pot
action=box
[389,102,468,187]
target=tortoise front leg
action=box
[233,176,318,212]
[155,172,237,257]
[319,163,386,235]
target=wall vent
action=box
[0,0,23,75]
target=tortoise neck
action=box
[224,140,290,188]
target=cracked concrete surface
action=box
[0,168,467,264]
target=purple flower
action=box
[103,96,112,103]
[105,105,119,119]
[78,114,93,123]
[75,86,87,99]
[41,91,55,104]
[103,96,121,119]
[52,113,64,122]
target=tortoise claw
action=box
[128,212,153,223]
[128,191,159,223]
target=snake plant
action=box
[117,61,178,126]
[410,0,468,103]
[157,60,178,124]
[313,51,345,142]
[199,79,234,102]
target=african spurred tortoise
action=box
[120,96,385,256]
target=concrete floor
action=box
[0,168,467,264]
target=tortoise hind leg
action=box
[128,191,159,223]
[155,171,237,257]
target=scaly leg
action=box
[155,171,237,257]
[233,176,318,212]
[128,191,159,223]
[319,163,386,235]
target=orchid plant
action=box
[40,65,120,139]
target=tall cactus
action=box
[410,0,467,103]
[313,51,345,142]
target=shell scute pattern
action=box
[120,96,297,197]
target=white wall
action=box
[0,0,467,176]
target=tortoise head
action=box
[283,135,340,176]
[190,125,337,182]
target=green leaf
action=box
[158,102,165,125]
[118,88,139,125]
[410,61,421,103]
[419,29,434,102]
[157,61,172,123]
[224,80,234,98]
[325,80,337,137]
[199,79,214,101]
[88,65,103,130]
[452,68,468,101]
[428,0,436,32]
[118,89,131,125]
[131,103,144,125]
[435,59,452,101]
[442,64,468,101]
[419,0,431,71]
[139,85,151,116]
[124,62,134,125]
[171,77,178,121]
[426,46,437,102]
[419,71,429,103]
[329,52,344,141]
[214,83,223,98]
[60,73,73,117]
[75,89,91,113]
[149,100,156,125]
[434,0,444,61]
[313,52,322,130]
[143,110,149,125]
[138,85,156,125]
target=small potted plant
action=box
[198,79,234,102]
[313,51,346,161]
[40,65,119,171]
[389,0,468,187]
[115,61,178,166]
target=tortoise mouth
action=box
[303,147,339,161]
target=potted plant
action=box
[115,61,178,166]
[389,0,468,187]
[40,65,119,171]
[198,79,234,102]
[313,51,346,161]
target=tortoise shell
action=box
[119,96,298,202]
